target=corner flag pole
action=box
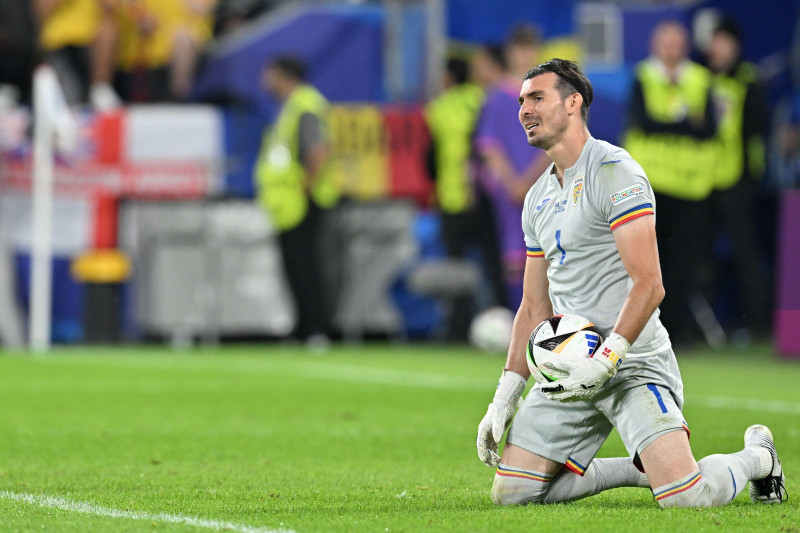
[29,66,74,352]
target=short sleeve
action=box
[522,188,544,258]
[474,97,504,148]
[590,159,655,231]
[298,112,323,165]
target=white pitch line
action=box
[302,366,800,415]
[692,395,800,416]
[0,491,294,533]
[299,363,490,391]
[296,364,800,415]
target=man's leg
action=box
[641,426,784,507]
[490,388,649,506]
[441,212,474,341]
[492,444,649,505]
[278,209,327,340]
[474,194,507,308]
[711,181,770,335]
[600,355,783,509]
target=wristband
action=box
[594,332,631,371]
[494,369,527,403]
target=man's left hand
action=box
[540,356,614,401]
[541,332,630,402]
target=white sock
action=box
[655,448,768,508]
[697,449,768,505]
[545,458,649,503]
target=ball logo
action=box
[586,332,600,353]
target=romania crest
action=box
[572,176,584,205]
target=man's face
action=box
[262,66,283,97]
[652,23,688,66]
[507,43,538,73]
[518,72,572,150]
[707,32,740,73]
[470,50,499,87]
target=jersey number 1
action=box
[555,230,566,265]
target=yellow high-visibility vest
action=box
[425,83,484,214]
[711,62,764,189]
[624,60,717,201]
[254,85,340,232]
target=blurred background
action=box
[1,0,799,357]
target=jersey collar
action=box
[563,137,595,181]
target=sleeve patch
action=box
[609,203,654,230]
[610,185,645,205]
[526,247,545,258]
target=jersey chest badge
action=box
[572,176,584,205]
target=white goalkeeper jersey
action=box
[522,137,670,356]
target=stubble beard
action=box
[529,131,555,150]
[528,114,568,151]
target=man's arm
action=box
[742,78,768,178]
[33,0,62,21]
[298,112,328,190]
[476,255,552,466]
[629,79,715,139]
[479,145,539,203]
[610,213,665,345]
[542,213,662,401]
[504,256,553,377]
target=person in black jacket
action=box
[705,18,771,341]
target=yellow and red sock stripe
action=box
[609,203,654,230]
[526,247,545,258]
[564,457,587,476]
[496,465,553,482]
[654,472,703,501]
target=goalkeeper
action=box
[476,59,786,507]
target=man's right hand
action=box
[476,370,527,467]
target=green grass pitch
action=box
[0,342,798,532]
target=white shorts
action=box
[506,348,687,475]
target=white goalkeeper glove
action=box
[541,332,630,402]
[476,369,527,467]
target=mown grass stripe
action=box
[9,352,800,413]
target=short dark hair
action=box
[507,23,541,48]
[446,57,470,85]
[480,44,508,71]
[713,17,742,42]
[269,56,307,82]
[523,58,593,122]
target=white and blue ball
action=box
[469,306,515,352]
[526,314,603,384]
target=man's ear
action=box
[567,93,583,116]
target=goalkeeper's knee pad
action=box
[491,464,554,505]
[653,470,713,508]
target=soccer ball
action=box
[526,314,603,384]
[469,306,514,352]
